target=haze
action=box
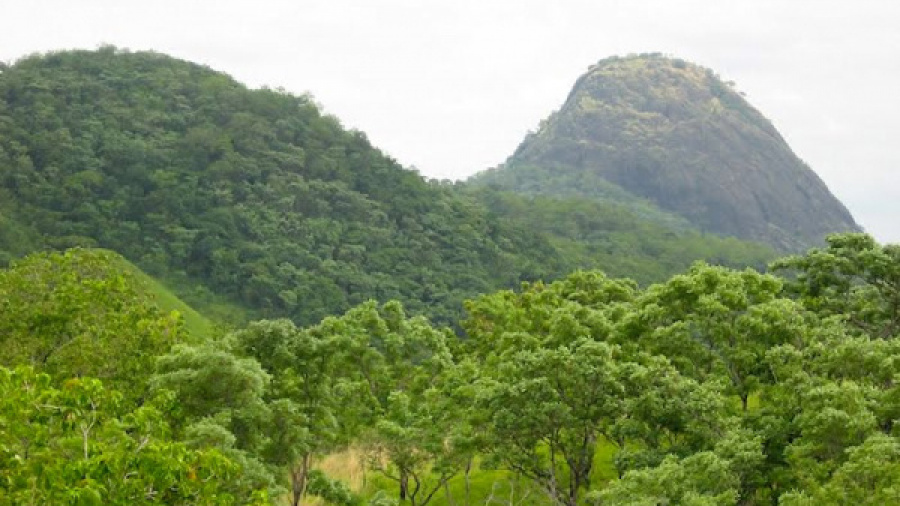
[3,0,898,242]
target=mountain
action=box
[470,53,861,251]
[0,48,773,326]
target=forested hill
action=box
[470,53,861,251]
[0,48,772,326]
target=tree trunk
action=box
[291,453,312,506]
[567,485,579,506]
[464,457,472,506]
[444,480,455,506]
[400,468,409,501]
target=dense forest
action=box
[0,48,774,327]
[1,48,895,505]
[2,234,899,505]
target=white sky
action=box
[3,0,899,242]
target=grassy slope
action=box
[2,242,228,340]
[107,252,218,340]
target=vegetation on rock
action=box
[472,53,861,251]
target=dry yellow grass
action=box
[317,447,368,492]
[299,447,368,506]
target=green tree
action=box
[619,263,808,410]
[150,341,279,499]
[230,319,341,506]
[592,452,739,506]
[0,366,268,505]
[0,249,181,403]
[779,434,900,506]
[755,324,900,495]
[772,233,900,338]
[463,271,730,505]
[462,270,637,361]
[475,339,624,506]
[313,300,464,505]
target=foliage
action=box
[752,323,900,497]
[456,240,900,504]
[773,232,900,338]
[619,263,811,408]
[0,200,41,266]
[0,47,562,327]
[463,271,731,505]
[1,48,880,504]
[591,452,740,506]
[150,341,280,497]
[779,434,900,506]
[230,319,341,505]
[0,148,895,506]
[473,340,623,505]
[0,248,181,403]
[0,366,268,505]
[306,469,363,506]
[462,270,637,361]
[311,301,466,506]
[463,187,775,287]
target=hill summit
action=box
[471,53,861,250]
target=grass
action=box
[153,269,256,330]
[108,253,218,340]
[315,450,552,506]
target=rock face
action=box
[472,54,861,251]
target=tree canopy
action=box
[1,234,898,505]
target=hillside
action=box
[0,248,188,397]
[106,251,217,339]
[0,48,773,326]
[462,187,774,285]
[471,53,861,251]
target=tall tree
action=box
[150,342,279,498]
[313,300,465,505]
[230,319,340,506]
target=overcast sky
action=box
[3,0,899,242]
